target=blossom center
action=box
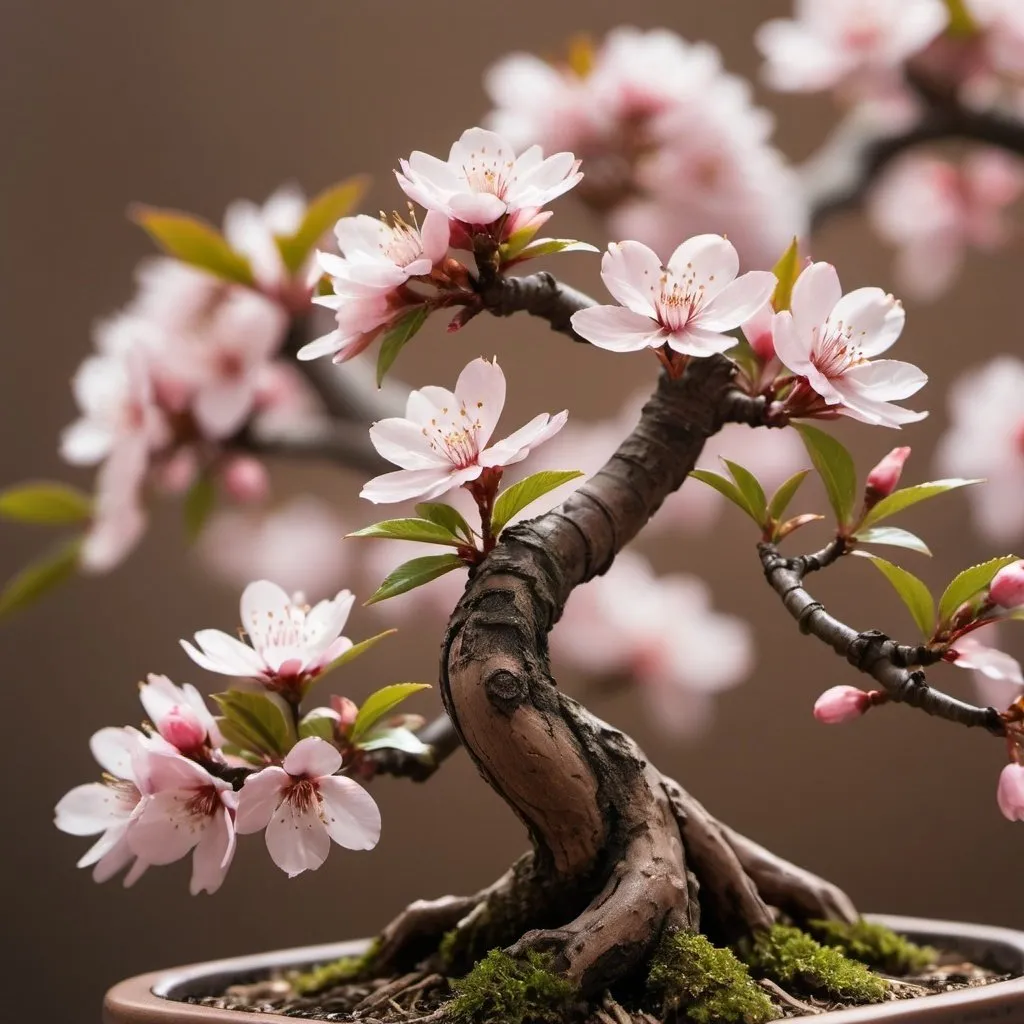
[185,784,221,819]
[382,223,425,268]
[286,777,321,813]
[460,151,515,199]
[422,406,485,469]
[811,322,865,380]
[655,271,706,332]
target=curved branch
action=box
[477,270,596,342]
[759,541,1005,733]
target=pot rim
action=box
[103,913,1024,1024]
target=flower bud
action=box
[742,304,775,363]
[331,696,359,732]
[997,763,1024,822]
[813,685,871,724]
[157,705,207,753]
[221,456,270,504]
[865,447,911,499]
[990,561,1024,609]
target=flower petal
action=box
[666,234,739,303]
[665,326,738,357]
[698,271,777,331]
[318,775,382,850]
[190,806,236,895]
[360,467,457,504]
[129,790,207,865]
[571,305,663,352]
[283,736,344,778]
[181,630,265,677]
[480,411,568,468]
[235,766,289,834]
[454,357,507,449]
[791,262,842,339]
[448,192,508,225]
[770,310,812,374]
[369,418,448,470]
[265,797,330,876]
[55,783,129,836]
[599,241,661,317]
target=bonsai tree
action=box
[13,2,1024,1020]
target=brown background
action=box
[3,1,1023,1020]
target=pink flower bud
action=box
[221,456,270,504]
[865,447,911,498]
[331,696,359,732]
[157,705,207,752]
[997,763,1024,822]
[990,561,1024,609]
[742,303,775,363]
[813,685,871,724]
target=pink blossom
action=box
[866,446,912,498]
[181,580,355,689]
[967,0,1024,77]
[743,302,777,363]
[950,631,1024,711]
[868,151,1024,300]
[298,211,449,363]
[396,127,582,229]
[813,685,871,724]
[80,438,149,573]
[552,551,752,737]
[54,727,158,887]
[773,261,927,427]
[935,357,1024,542]
[197,498,351,597]
[570,237,776,358]
[756,0,950,95]
[127,752,237,895]
[990,561,1024,608]
[235,737,380,876]
[361,357,567,504]
[219,456,270,504]
[997,763,1024,821]
[138,673,221,753]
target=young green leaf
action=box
[853,526,931,556]
[276,176,369,272]
[721,459,768,525]
[795,424,858,527]
[348,518,463,546]
[131,206,254,285]
[937,555,1021,626]
[321,629,397,676]
[183,475,217,542]
[859,478,983,529]
[767,469,811,523]
[771,237,800,312]
[0,538,81,617]
[690,469,762,524]
[376,306,430,386]
[0,482,92,525]
[365,553,466,604]
[351,682,431,743]
[855,552,935,638]
[212,690,295,757]
[298,708,337,742]
[506,238,599,263]
[491,470,584,534]
[415,502,473,541]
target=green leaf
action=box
[771,237,801,312]
[351,683,431,743]
[690,469,761,523]
[721,459,768,525]
[795,424,858,527]
[298,708,337,742]
[0,482,92,525]
[0,538,81,617]
[491,470,584,534]
[860,478,983,529]
[277,176,369,272]
[946,0,979,36]
[322,628,397,674]
[853,526,931,556]
[376,305,430,386]
[506,238,599,262]
[767,469,810,523]
[348,518,462,546]
[855,553,935,638]
[937,555,1021,627]
[415,502,473,541]
[183,475,216,542]
[212,690,295,757]
[365,553,466,604]
[131,205,254,285]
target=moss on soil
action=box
[807,918,935,975]
[288,937,383,996]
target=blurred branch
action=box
[362,713,462,781]
[759,540,1006,733]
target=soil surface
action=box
[186,949,1009,1022]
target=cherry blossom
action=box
[395,127,582,229]
[865,446,911,498]
[127,752,237,895]
[949,628,1023,711]
[756,0,950,95]
[773,261,927,427]
[552,551,752,737]
[813,685,871,724]
[297,211,449,363]
[935,357,1024,543]
[54,727,163,886]
[361,357,567,504]
[138,674,220,753]
[868,151,1024,301]
[997,763,1024,821]
[235,737,380,876]
[80,438,149,573]
[181,580,355,690]
[570,237,776,359]
[967,0,1024,78]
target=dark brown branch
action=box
[759,541,1005,733]
[477,270,596,342]
[363,713,462,781]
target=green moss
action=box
[742,925,887,1004]
[448,949,579,1024]
[647,931,780,1024]
[807,919,935,975]
[288,938,383,996]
